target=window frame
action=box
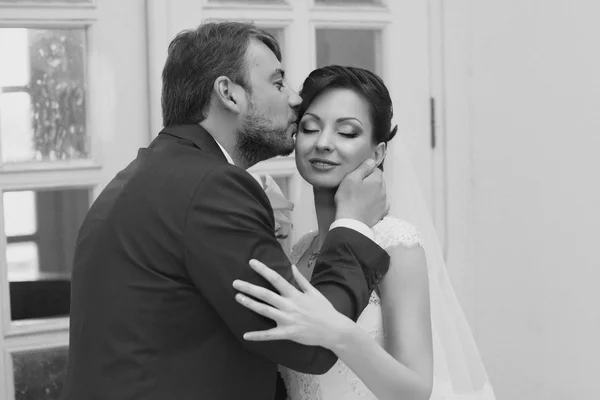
[0,20,101,172]
[3,334,69,400]
[0,6,99,340]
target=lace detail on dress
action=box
[373,215,421,250]
[279,295,384,400]
[279,365,322,400]
[281,288,385,400]
[283,219,414,400]
[368,291,380,306]
[282,217,495,400]
[290,231,318,266]
[290,216,420,266]
[364,216,420,291]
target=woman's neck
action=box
[313,187,337,249]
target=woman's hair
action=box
[298,65,398,147]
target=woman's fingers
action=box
[243,326,295,342]
[235,293,287,322]
[233,279,287,309]
[249,259,300,297]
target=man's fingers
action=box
[235,293,286,322]
[233,279,287,309]
[249,259,298,297]
[362,165,383,183]
[348,158,377,181]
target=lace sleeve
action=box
[372,216,421,251]
[289,231,317,265]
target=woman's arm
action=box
[232,246,434,400]
[329,245,433,400]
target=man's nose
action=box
[288,88,302,108]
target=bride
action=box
[234,65,496,400]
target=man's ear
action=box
[373,142,387,168]
[213,76,243,114]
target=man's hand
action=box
[335,159,389,227]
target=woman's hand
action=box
[232,259,351,349]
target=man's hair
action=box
[161,21,281,127]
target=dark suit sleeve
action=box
[184,165,390,374]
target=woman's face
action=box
[295,88,385,189]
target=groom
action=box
[62,22,389,400]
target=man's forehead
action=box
[246,39,283,75]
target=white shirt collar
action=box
[197,123,235,165]
[214,139,235,165]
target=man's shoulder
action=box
[193,163,269,205]
[140,139,234,183]
[131,139,269,207]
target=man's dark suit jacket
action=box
[61,124,389,400]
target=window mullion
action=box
[285,0,313,91]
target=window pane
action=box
[4,190,37,236]
[0,29,29,87]
[13,347,68,400]
[260,27,284,57]
[261,27,284,46]
[4,187,91,321]
[0,28,88,163]
[0,0,90,3]
[316,0,380,4]
[0,93,36,162]
[7,242,39,282]
[316,29,379,73]
[209,0,285,4]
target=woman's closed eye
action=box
[299,122,320,133]
[339,131,359,138]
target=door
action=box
[439,1,600,398]
[0,1,150,399]
[146,0,434,243]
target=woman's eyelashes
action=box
[338,130,359,138]
[299,121,319,133]
[299,122,360,138]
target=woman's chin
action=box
[302,174,342,190]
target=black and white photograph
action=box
[0,0,597,399]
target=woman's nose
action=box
[314,131,334,152]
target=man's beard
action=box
[236,105,295,168]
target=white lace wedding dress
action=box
[279,215,419,400]
[279,215,497,400]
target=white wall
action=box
[442,1,600,399]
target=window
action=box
[12,346,69,400]
[315,28,380,72]
[0,24,93,327]
[0,1,151,398]
[3,188,91,321]
[0,28,88,164]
